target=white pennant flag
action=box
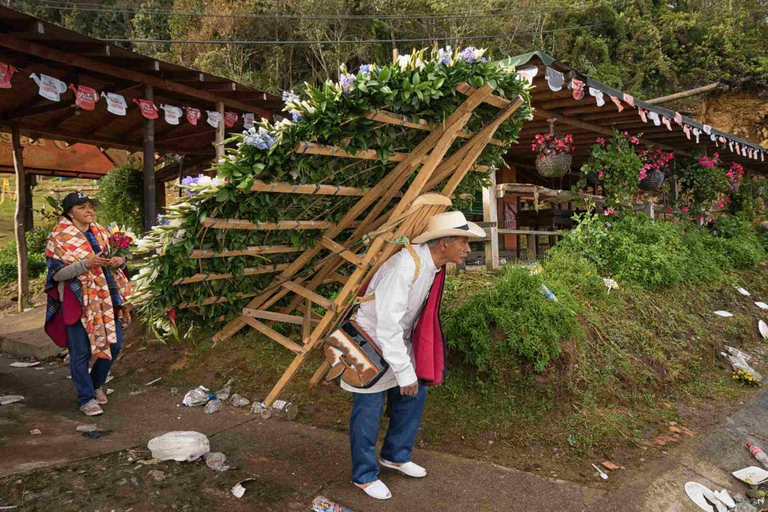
[160,104,183,125]
[206,110,222,128]
[589,87,605,107]
[243,113,256,129]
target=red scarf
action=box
[411,267,446,386]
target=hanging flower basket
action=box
[536,152,572,178]
[638,169,665,191]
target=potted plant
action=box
[532,132,574,178]
[576,131,644,209]
[672,153,730,216]
[637,147,674,191]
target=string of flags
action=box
[515,64,767,163]
[2,62,259,130]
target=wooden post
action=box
[215,101,225,163]
[645,201,655,220]
[142,84,157,230]
[526,233,536,262]
[11,123,28,312]
[24,173,35,232]
[483,171,499,270]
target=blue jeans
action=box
[67,320,123,406]
[349,384,428,484]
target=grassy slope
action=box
[153,258,768,483]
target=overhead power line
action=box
[101,23,608,46]
[27,1,602,20]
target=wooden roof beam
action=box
[0,33,272,117]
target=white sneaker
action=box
[380,459,427,478]
[79,399,103,416]
[354,479,392,500]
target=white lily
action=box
[397,54,411,71]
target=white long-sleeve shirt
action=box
[341,243,440,394]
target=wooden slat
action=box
[242,317,306,354]
[498,229,563,236]
[178,292,256,309]
[242,308,319,326]
[364,109,504,146]
[281,281,338,312]
[317,237,365,267]
[190,245,299,259]
[202,218,332,230]
[173,263,290,285]
[251,180,370,197]
[294,142,407,162]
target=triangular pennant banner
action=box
[662,116,672,131]
[589,87,605,107]
[622,93,635,107]
[648,111,661,126]
[638,108,648,123]
[610,95,624,112]
[673,112,683,125]
[570,78,585,100]
[683,124,692,140]
[185,107,201,125]
[68,84,99,110]
[692,128,701,143]
[516,66,538,86]
[224,111,239,128]
[545,67,565,92]
[133,98,159,119]
[0,62,18,89]
[703,124,712,135]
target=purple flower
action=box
[282,90,299,105]
[339,72,356,92]
[436,46,452,66]
[458,47,478,64]
[157,214,170,225]
[181,174,206,197]
[243,127,275,150]
[359,64,376,76]
[291,110,303,122]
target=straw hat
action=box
[412,211,485,244]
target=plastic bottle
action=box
[204,398,222,414]
[269,400,298,420]
[746,442,768,469]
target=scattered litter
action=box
[746,442,768,469]
[147,431,210,462]
[34,367,45,371]
[721,346,763,382]
[106,388,114,395]
[181,386,213,407]
[714,311,734,318]
[83,430,113,440]
[135,459,161,466]
[204,452,230,472]
[0,395,24,406]
[732,466,768,486]
[685,482,723,512]
[250,401,267,416]
[755,302,768,310]
[733,503,757,512]
[601,461,620,471]
[759,320,768,340]
[230,394,250,407]
[0,506,18,510]
[713,490,736,508]
[736,286,751,296]
[539,284,558,302]
[105,375,114,384]
[10,361,41,368]
[311,495,355,512]
[591,463,608,480]
[147,470,165,482]
[129,389,145,397]
[29,429,41,435]
[170,387,179,397]
[76,424,98,433]
[270,400,298,420]
[231,478,256,498]
[603,278,619,294]
[204,398,221,414]
[145,377,162,386]
[214,379,234,401]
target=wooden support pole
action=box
[251,180,372,197]
[202,218,333,231]
[23,173,34,232]
[142,84,157,231]
[646,82,725,105]
[172,263,290,285]
[526,233,536,262]
[215,101,225,163]
[11,123,28,312]
[189,245,299,259]
[241,317,306,354]
[483,171,499,271]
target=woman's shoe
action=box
[379,459,427,478]
[354,479,392,500]
[80,399,104,416]
[94,388,108,405]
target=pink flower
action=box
[718,202,724,208]
[596,137,606,147]
[697,216,703,221]
[598,171,604,178]
[681,206,689,212]
[667,208,673,213]
[603,208,616,216]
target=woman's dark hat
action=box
[62,192,100,214]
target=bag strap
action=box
[355,243,420,305]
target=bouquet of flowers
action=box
[105,222,136,260]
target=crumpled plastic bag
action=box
[147,431,210,462]
[182,386,211,407]
[722,346,763,382]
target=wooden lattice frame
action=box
[188,83,523,405]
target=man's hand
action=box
[400,382,419,397]
[107,256,125,269]
[84,253,111,269]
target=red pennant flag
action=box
[570,79,585,100]
[662,116,672,131]
[0,62,17,89]
[673,112,683,125]
[622,93,635,107]
[683,124,692,140]
[610,95,624,112]
[133,98,158,119]
[185,107,201,125]
[224,111,239,128]
[68,84,99,110]
[638,109,648,123]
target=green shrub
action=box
[0,242,46,282]
[443,264,583,376]
[95,162,144,232]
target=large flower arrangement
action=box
[673,153,730,216]
[128,47,532,337]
